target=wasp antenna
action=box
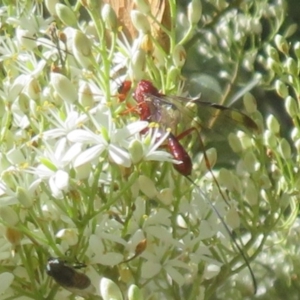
[186,176,257,294]
[196,130,231,207]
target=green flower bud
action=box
[218,168,235,191]
[45,0,59,16]
[6,147,25,164]
[287,74,297,86]
[50,73,77,103]
[284,23,297,38]
[128,284,143,300]
[243,92,257,114]
[172,44,186,68]
[101,4,118,30]
[100,278,123,300]
[73,29,92,57]
[131,10,150,33]
[275,80,288,98]
[226,207,240,229]
[264,130,277,148]
[274,34,289,54]
[79,82,94,107]
[17,187,33,208]
[243,151,259,173]
[26,77,40,100]
[129,139,144,164]
[157,188,173,205]
[55,3,77,27]
[72,30,92,68]
[187,0,202,25]
[56,228,78,246]
[266,57,282,74]
[291,127,300,142]
[138,175,157,198]
[6,227,23,245]
[284,57,298,76]
[265,45,279,61]
[266,115,280,134]
[278,138,291,159]
[245,179,258,205]
[285,96,298,117]
[0,207,19,226]
[129,50,146,81]
[295,139,300,153]
[134,0,150,14]
[228,133,243,153]
[294,42,300,59]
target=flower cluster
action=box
[0,0,298,300]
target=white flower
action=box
[68,108,148,168]
[29,138,82,198]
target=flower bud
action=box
[266,115,280,134]
[266,57,282,75]
[101,4,117,30]
[243,151,259,173]
[56,228,78,246]
[294,42,300,59]
[245,180,258,205]
[218,168,235,191]
[167,66,180,85]
[5,227,22,245]
[172,44,186,68]
[78,82,94,107]
[73,30,92,68]
[157,188,173,205]
[226,207,240,229]
[100,278,123,300]
[228,133,242,153]
[284,57,298,76]
[131,10,150,33]
[187,0,202,25]
[265,45,279,61]
[285,96,298,117]
[278,138,291,159]
[138,175,157,198]
[26,77,41,100]
[285,23,297,38]
[264,130,277,148]
[17,187,33,208]
[134,0,150,14]
[243,92,257,114]
[274,34,289,54]
[45,0,59,15]
[0,207,18,226]
[295,139,300,153]
[291,127,300,141]
[287,74,297,86]
[236,131,252,149]
[275,80,288,98]
[128,284,143,300]
[129,139,144,164]
[50,73,77,103]
[129,50,146,81]
[56,3,78,27]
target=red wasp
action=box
[121,79,258,293]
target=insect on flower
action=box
[46,257,95,297]
[121,79,259,293]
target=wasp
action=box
[46,257,95,297]
[120,79,258,293]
